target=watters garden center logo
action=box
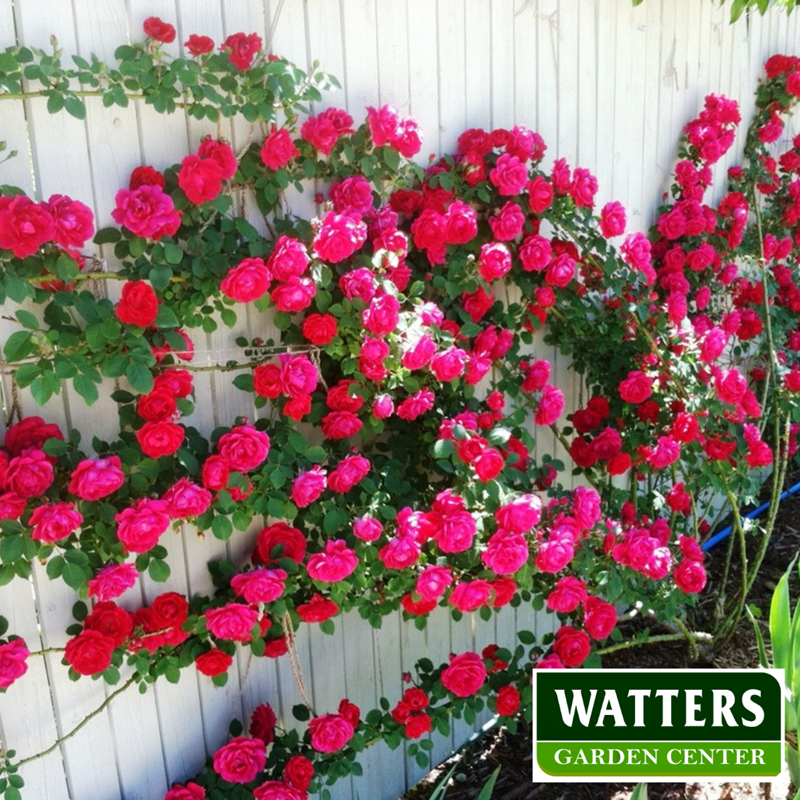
[532,669,786,781]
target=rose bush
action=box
[0,18,798,799]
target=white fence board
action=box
[0,1,798,797]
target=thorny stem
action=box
[595,631,712,657]
[16,675,137,766]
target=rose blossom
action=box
[490,153,528,196]
[441,652,487,697]
[0,639,29,689]
[137,420,184,459]
[221,258,271,303]
[115,280,159,327]
[5,450,53,497]
[290,465,327,508]
[481,530,529,574]
[115,498,171,553]
[216,425,270,471]
[231,568,287,604]
[111,185,180,239]
[261,126,300,170]
[255,522,307,564]
[415,565,454,601]
[599,201,626,237]
[308,713,355,753]
[496,685,521,716]
[44,194,94,249]
[162,479,212,519]
[178,154,223,204]
[619,370,654,403]
[88,563,138,601]
[297,594,339,623]
[546,576,587,613]
[674,560,707,594]
[302,313,337,345]
[271,276,315,312]
[253,782,305,800]
[64,629,115,675]
[312,212,367,263]
[165,783,205,800]
[321,410,363,439]
[449,579,493,612]
[553,625,591,667]
[194,648,232,678]
[221,32,262,70]
[328,455,370,493]
[29,502,82,543]
[205,604,260,642]
[307,540,358,582]
[212,736,266,783]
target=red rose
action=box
[248,702,277,745]
[284,754,314,790]
[136,387,177,422]
[197,137,237,180]
[553,625,591,667]
[221,32,263,70]
[405,713,432,738]
[83,601,133,649]
[618,370,654,404]
[6,450,53,497]
[162,478,211,519]
[195,648,233,677]
[320,411,363,439]
[4,415,63,456]
[137,420,184,458]
[496,685,521,716]
[212,736,266,783]
[674,560,707,594]
[547,576,587,613]
[68,456,125,501]
[129,166,165,190]
[254,523,307,566]
[184,35,214,56]
[153,369,193,398]
[583,596,617,640]
[178,154,224,204]
[308,713,354,753]
[261,126,300,170]
[302,313,337,345]
[64,629,115,675]
[441,652,487,697]
[115,280,159,327]
[297,593,338,623]
[143,16,175,43]
[253,782,306,800]
[0,195,55,257]
[490,153,528,196]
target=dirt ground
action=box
[400,483,800,800]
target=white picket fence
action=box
[0,1,798,798]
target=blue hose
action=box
[701,478,800,551]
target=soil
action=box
[399,483,800,800]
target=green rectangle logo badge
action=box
[532,669,785,781]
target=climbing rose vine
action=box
[0,16,799,799]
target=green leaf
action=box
[47,92,64,114]
[4,330,34,362]
[64,94,87,120]
[148,559,171,583]
[163,243,183,265]
[62,562,87,591]
[126,361,154,394]
[745,606,768,669]
[292,704,310,721]
[630,783,649,800]
[155,305,179,329]
[770,563,792,674]
[730,0,749,21]
[73,374,99,405]
[15,309,39,330]
[211,515,233,541]
[0,535,23,563]
[305,445,327,463]
[94,227,121,245]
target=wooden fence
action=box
[0,0,798,797]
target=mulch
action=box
[400,480,800,800]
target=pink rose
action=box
[307,540,358,582]
[231,568,287,604]
[544,252,576,288]
[481,530,529,574]
[290,465,327,507]
[495,494,542,533]
[44,194,94,249]
[402,334,437,371]
[362,294,400,336]
[430,346,469,382]
[212,736,266,783]
[279,354,318,398]
[444,200,478,245]
[6,450,53,498]
[162,479,212,519]
[88,563,139,602]
[553,625,591,667]
[197,137,237,179]
[0,639,29,689]
[449,579,493,612]
[432,510,476,553]
[0,195,55,257]
[321,410,363,439]
[534,384,564,425]
[253,781,305,800]
[535,533,575,573]
[441,652,486,697]
[396,389,435,421]
[372,394,394,419]
[205,604,260,642]
[312,212,367,263]
[527,176,554,212]
[378,535,421,570]
[216,425,270,471]
[546,576,587,613]
[488,201,525,241]
[328,455,370,493]
[165,782,206,800]
[478,241,512,282]
[358,337,390,382]
[29,502,82,543]
[569,167,598,208]
[297,594,339,623]
[415,565,453,601]
[473,448,505,481]
[353,516,383,542]
[271,276,316,312]
[330,175,374,217]
[489,153,528,196]
[301,108,353,154]
[618,370,654,404]
[115,499,171,553]
[339,267,376,303]
[308,713,354,753]
[599,201,626,237]
[572,486,601,530]
[111,185,181,240]
[674,560,707,594]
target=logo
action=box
[532,669,785,781]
